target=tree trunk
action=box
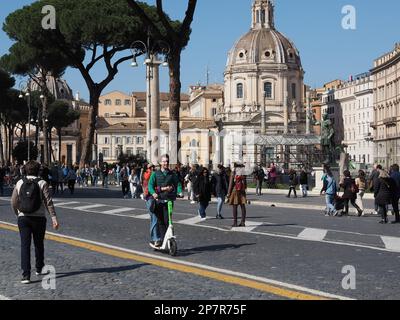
[0,125,4,165]
[79,92,99,168]
[42,95,50,165]
[58,128,62,164]
[8,125,14,164]
[4,125,9,165]
[48,128,54,162]
[168,50,182,166]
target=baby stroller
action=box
[334,194,345,212]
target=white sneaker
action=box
[200,217,207,221]
[191,201,196,204]
[36,269,50,276]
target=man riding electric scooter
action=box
[148,155,179,255]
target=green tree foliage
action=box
[12,140,38,164]
[127,0,198,164]
[0,40,71,165]
[3,0,179,168]
[47,100,80,162]
[0,69,16,164]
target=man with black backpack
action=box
[11,161,59,284]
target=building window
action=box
[103,148,109,158]
[116,137,122,144]
[124,99,131,106]
[115,99,121,106]
[137,137,144,145]
[190,139,199,147]
[137,148,144,156]
[105,113,110,118]
[104,137,109,144]
[237,83,244,99]
[126,137,131,144]
[104,99,111,105]
[291,83,296,99]
[212,108,217,116]
[264,82,272,98]
[260,9,266,23]
[126,148,133,156]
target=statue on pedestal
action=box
[319,113,335,165]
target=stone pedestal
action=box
[312,166,340,192]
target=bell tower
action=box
[252,0,275,30]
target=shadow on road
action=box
[177,243,257,257]
[54,264,148,280]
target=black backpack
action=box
[18,177,42,214]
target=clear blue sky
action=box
[1,0,400,101]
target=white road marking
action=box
[178,216,203,225]
[0,294,11,300]
[0,220,353,301]
[298,228,328,241]
[54,202,80,207]
[2,197,400,254]
[135,214,150,220]
[381,236,400,251]
[101,208,133,214]
[73,204,107,211]
[232,221,264,233]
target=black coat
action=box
[289,173,298,186]
[299,172,308,185]
[340,177,357,200]
[374,177,396,205]
[194,174,212,203]
[211,172,228,198]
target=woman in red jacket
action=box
[227,163,247,227]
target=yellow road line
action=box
[0,222,330,300]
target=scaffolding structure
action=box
[255,134,322,169]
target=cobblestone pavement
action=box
[0,229,282,300]
[1,186,400,300]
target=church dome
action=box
[226,0,302,68]
[29,73,74,101]
[227,28,302,67]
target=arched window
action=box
[291,83,296,99]
[237,83,244,99]
[261,10,266,24]
[190,139,199,148]
[264,82,272,98]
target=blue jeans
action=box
[325,194,336,215]
[217,197,224,217]
[146,199,160,242]
[199,201,209,218]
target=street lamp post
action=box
[130,33,170,165]
[19,81,32,162]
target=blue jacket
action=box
[390,171,400,198]
[322,174,337,195]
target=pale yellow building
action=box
[96,85,222,166]
[371,43,400,167]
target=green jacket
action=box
[148,169,179,201]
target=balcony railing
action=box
[383,117,397,126]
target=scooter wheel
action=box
[168,239,178,256]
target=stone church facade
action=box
[215,0,308,169]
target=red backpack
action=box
[235,176,245,191]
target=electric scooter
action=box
[150,200,178,256]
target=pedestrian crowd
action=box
[3,157,400,286]
[320,163,400,224]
